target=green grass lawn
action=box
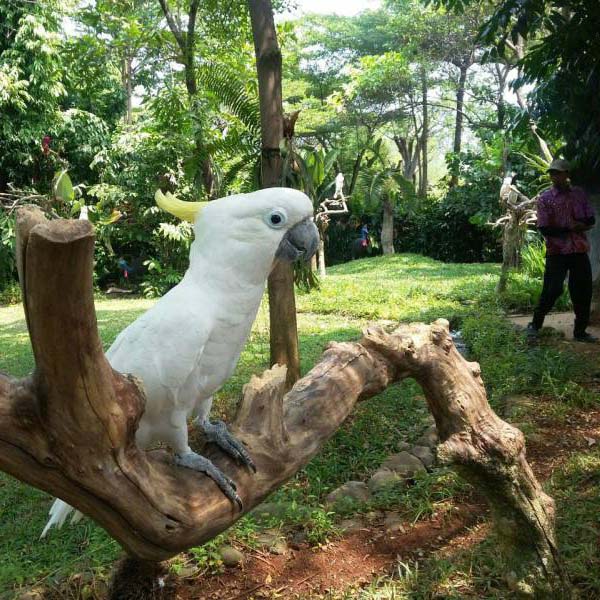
[0,254,594,598]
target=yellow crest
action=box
[154,190,207,223]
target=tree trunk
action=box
[348,148,366,197]
[381,199,395,255]
[0,219,569,594]
[588,194,600,323]
[394,136,422,183]
[494,63,510,131]
[248,0,300,389]
[419,68,428,197]
[591,278,600,325]
[449,63,468,188]
[318,236,326,278]
[123,54,133,125]
[510,37,554,165]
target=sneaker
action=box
[573,332,599,343]
[525,323,539,341]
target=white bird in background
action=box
[42,187,319,536]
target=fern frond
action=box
[221,154,261,193]
[198,62,260,135]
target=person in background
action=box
[527,159,597,342]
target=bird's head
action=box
[156,188,319,270]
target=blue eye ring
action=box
[265,209,287,228]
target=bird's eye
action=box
[265,209,287,229]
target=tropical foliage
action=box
[0,0,595,295]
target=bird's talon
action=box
[201,420,256,472]
[174,451,241,509]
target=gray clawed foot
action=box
[202,420,257,473]
[174,451,243,510]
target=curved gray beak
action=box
[275,218,319,262]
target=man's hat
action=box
[547,158,570,172]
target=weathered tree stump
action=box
[0,207,568,596]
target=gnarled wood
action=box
[0,209,567,595]
[362,323,568,596]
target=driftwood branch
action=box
[0,210,567,594]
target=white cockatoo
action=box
[333,172,345,199]
[42,187,319,536]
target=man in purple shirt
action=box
[527,159,597,342]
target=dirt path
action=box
[508,311,600,342]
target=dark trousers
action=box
[532,252,592,335]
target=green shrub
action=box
[0,212,17,291]
[0,282,21,305]
[521,236,546,279]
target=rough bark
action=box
[317,237,326,278]
[348,148,366,197]
[508,36,554,165]
[497,220,528,294]
[123,55,133,125]
[0,209,567,595]
[494,63,510,131]
[591,278,600,325]
[381,199,395,255]
[248,0,300,388]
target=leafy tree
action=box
[0,0,66,191]
[156,0,255,197]
[71,0,164,125]
[432,0,600,186]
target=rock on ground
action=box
[381,451,427,477]
[415,425,439,448]
[409,445,435,468]
[219,545,244,567]
[368,469,405,493]
[325,481,371,505]
[339,517,366,533]
[255,530,288,555]
[383,511,407,534]
[251,501,293,523]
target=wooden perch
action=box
[0,209,567,594]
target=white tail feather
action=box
[40,499,83,538]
